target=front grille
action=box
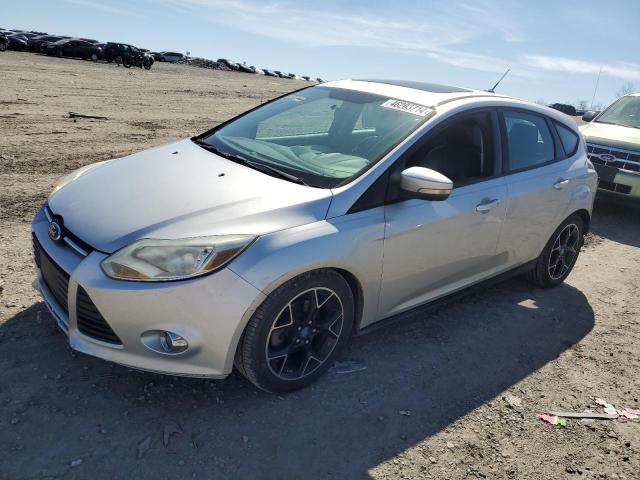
[33,234,70,313]
[587,143,640,172]
[599,181,632,195]
[76,287,122,345]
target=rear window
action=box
[555,123,579,156]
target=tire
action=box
[56,49,62,57]
[115,55,123,65]
[0,42,6,52]
[91,53,98,62]
[123,56,132,68]
[236,270,355,392]
[143,61,152,70]
[525,214,584,288]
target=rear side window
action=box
[555,123,579,156]
[504,111,555,171]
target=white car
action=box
[33,79,596,392]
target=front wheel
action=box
[236,270,355,392]
[525,214,584,288]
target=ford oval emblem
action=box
[600,153,616,162]
[48,219,63,242]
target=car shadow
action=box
[0,278,593,479]
[590,193,640,248]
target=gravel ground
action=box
[1,51,639,480]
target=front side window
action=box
[595,96,640,129]
[504,111,554,171]
[199,87,430,187]
[406,111,495,185]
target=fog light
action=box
[161,331,188,353]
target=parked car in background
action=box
[218,58,239,70]
[237,63,253,73]
[102,43,153,69]
[316,77,327,83]
[580,93,640,199]
[289,73,302,80]
[0,33,8,52]
[273,70,287,78]
[6,34,29,51]
[156,51,184,62]
[549,103,577,116]
[29,35,68,52]
[34,79,596,392]
[263,69,278,77]
[45,38,102,60]
[249,66,264,74]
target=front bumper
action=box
[32,206,266,378]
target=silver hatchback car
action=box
[33,79,597,392]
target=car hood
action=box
[580,122,640,151]
[48,139,333,253]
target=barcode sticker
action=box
[381,99,432,117]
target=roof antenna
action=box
[487,69,510,93]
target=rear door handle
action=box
[553,178,570,189]
[476,198,499,213]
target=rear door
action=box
[379,109,508,318]
[498,109,574,265]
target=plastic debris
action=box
[538,414,567,427]
[163,420,182,447]
[504,394,522,409]
[399,410,412,416]
[137,435,152,459]
[70,459,83,467]
[547,411,618,420]
[331,361,367,374]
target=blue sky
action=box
[5,0,640,106]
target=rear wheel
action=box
[236,270,355,392]
[0,42,7,52]
[526,214,584,288]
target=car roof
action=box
[322,79,493,108]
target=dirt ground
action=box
[1,51,639,480]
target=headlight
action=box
[101,235,256,281]
[51,161,109,194]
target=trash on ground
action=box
[67,111,108,120]
[137,435,152,459]
[331,361,367,374]
[538,414,567,426]
[163,420,182,447]
[546,411,618,420]
[504,394,522,409]
[399,410,412,416]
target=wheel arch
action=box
[226,266,367,374]
[572,208,591,234]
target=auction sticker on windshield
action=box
[381,99,432,117]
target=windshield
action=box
[197,87,431,187]
[596,96,640,129]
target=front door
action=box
[379,109,508,318]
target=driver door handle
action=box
[553,178,570,190]
[476,198,499,213]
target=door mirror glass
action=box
[400,166,453,201]
[581,110,599,122]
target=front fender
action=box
[229,209,385,332]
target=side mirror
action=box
[400,166,453,201]
[582,110,599,122]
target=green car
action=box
[580,94,640,199]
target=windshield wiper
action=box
[193,139,309,186]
